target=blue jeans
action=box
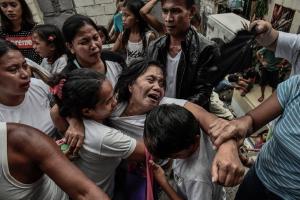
[235,166,283,200]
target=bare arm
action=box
[210,91,283,147]
[11,124,109,200]
[149,160,183,200]
[50,104,85,154]
[184,102,244,186]
[127,140,146,161]
[111,33,123,52]
[251,20,279,51]
[140,0,165,35]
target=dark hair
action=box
[62,14,98,44]
[49,68,106,118]
[122,0,150,48]
[0,0,35,32]
[114,59,165,103]
[62,14,98,61]
[97,25,110,44]
[33,24,66,62]
[161,0,195,9]
[144,104,200,159]
[228,74,239,82]
[0,39,19,57]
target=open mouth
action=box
[148,93,160,102]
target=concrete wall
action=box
[266,0,300,33]
[25,0,118,28]
[25,0,44,24]
[74,0,117,27]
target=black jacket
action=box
[147,27,219,109]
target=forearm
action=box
[50,104,68,132]
[140,0,158,15]
[245,92,282,134]
[184,102,218,133]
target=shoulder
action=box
[101,50,126,68]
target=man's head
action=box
[144,104,200,159]
[161,0,196,37]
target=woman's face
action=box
[122,7,137,29]
[68,24,102,67]
[129,65,165,113]
[0,0,22,22]
[84,80,117,122]
[0,49,30,98]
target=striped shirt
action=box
[255,75,300,200]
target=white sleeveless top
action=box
[0,123,69,200]
[125,31,153,65]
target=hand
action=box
[65,118,85,155]
[208,116,252,148]
[211,140,245,187]
[250,20,279,47]
[149,160,168,186]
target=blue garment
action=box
[255,75,300,200]
[113,12,123,33]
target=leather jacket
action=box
[147,27,219,109]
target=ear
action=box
[128,84,133,93]
[66,42,75,54]
[193,134,201,148]
[81,108,94,118]
[49,43,56,52]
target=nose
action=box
[91,40,100,50]
[20,67,29,79]
[7,5,14,12]
[165,12,173,22]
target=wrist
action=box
[243,113,254,137]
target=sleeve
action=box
[100,128,137,159]
[54,56,68,73]
[189,45,218,108]
[276,75,300,109]
[275,32,300,66]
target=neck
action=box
[11,19,22,32]
[0,93,25,106]
[78,58,106,73]
[130,24,140,34]
[169,35,184,46]
[123,101,146,116]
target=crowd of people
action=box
[0,0,299,199]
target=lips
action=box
[147,93,161,103]
[20,81,30,89]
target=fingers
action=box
[74,136,84,154]
[213,161,245,187]
[211,159,219,183]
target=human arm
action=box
[250,20,279,51]
[149,160,183,200]
[11,124,109,200]
[184,102,244,186]
[187,44,219,109]
[50,104,85,154]
[111,33,123,52]
[140,0,165,35]
[209,91,283,147]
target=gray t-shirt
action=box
[173,129,226,200]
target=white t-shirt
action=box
[109,97,187,140]
[105,60,123,88]
[0,78,55,137]
[165,51,181,98]
[73,59,122,88]
[74,119,136,198]
[173,129,226,200]
[125,31,153,65]
[275,31,300,76]
[41,54,67,74]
